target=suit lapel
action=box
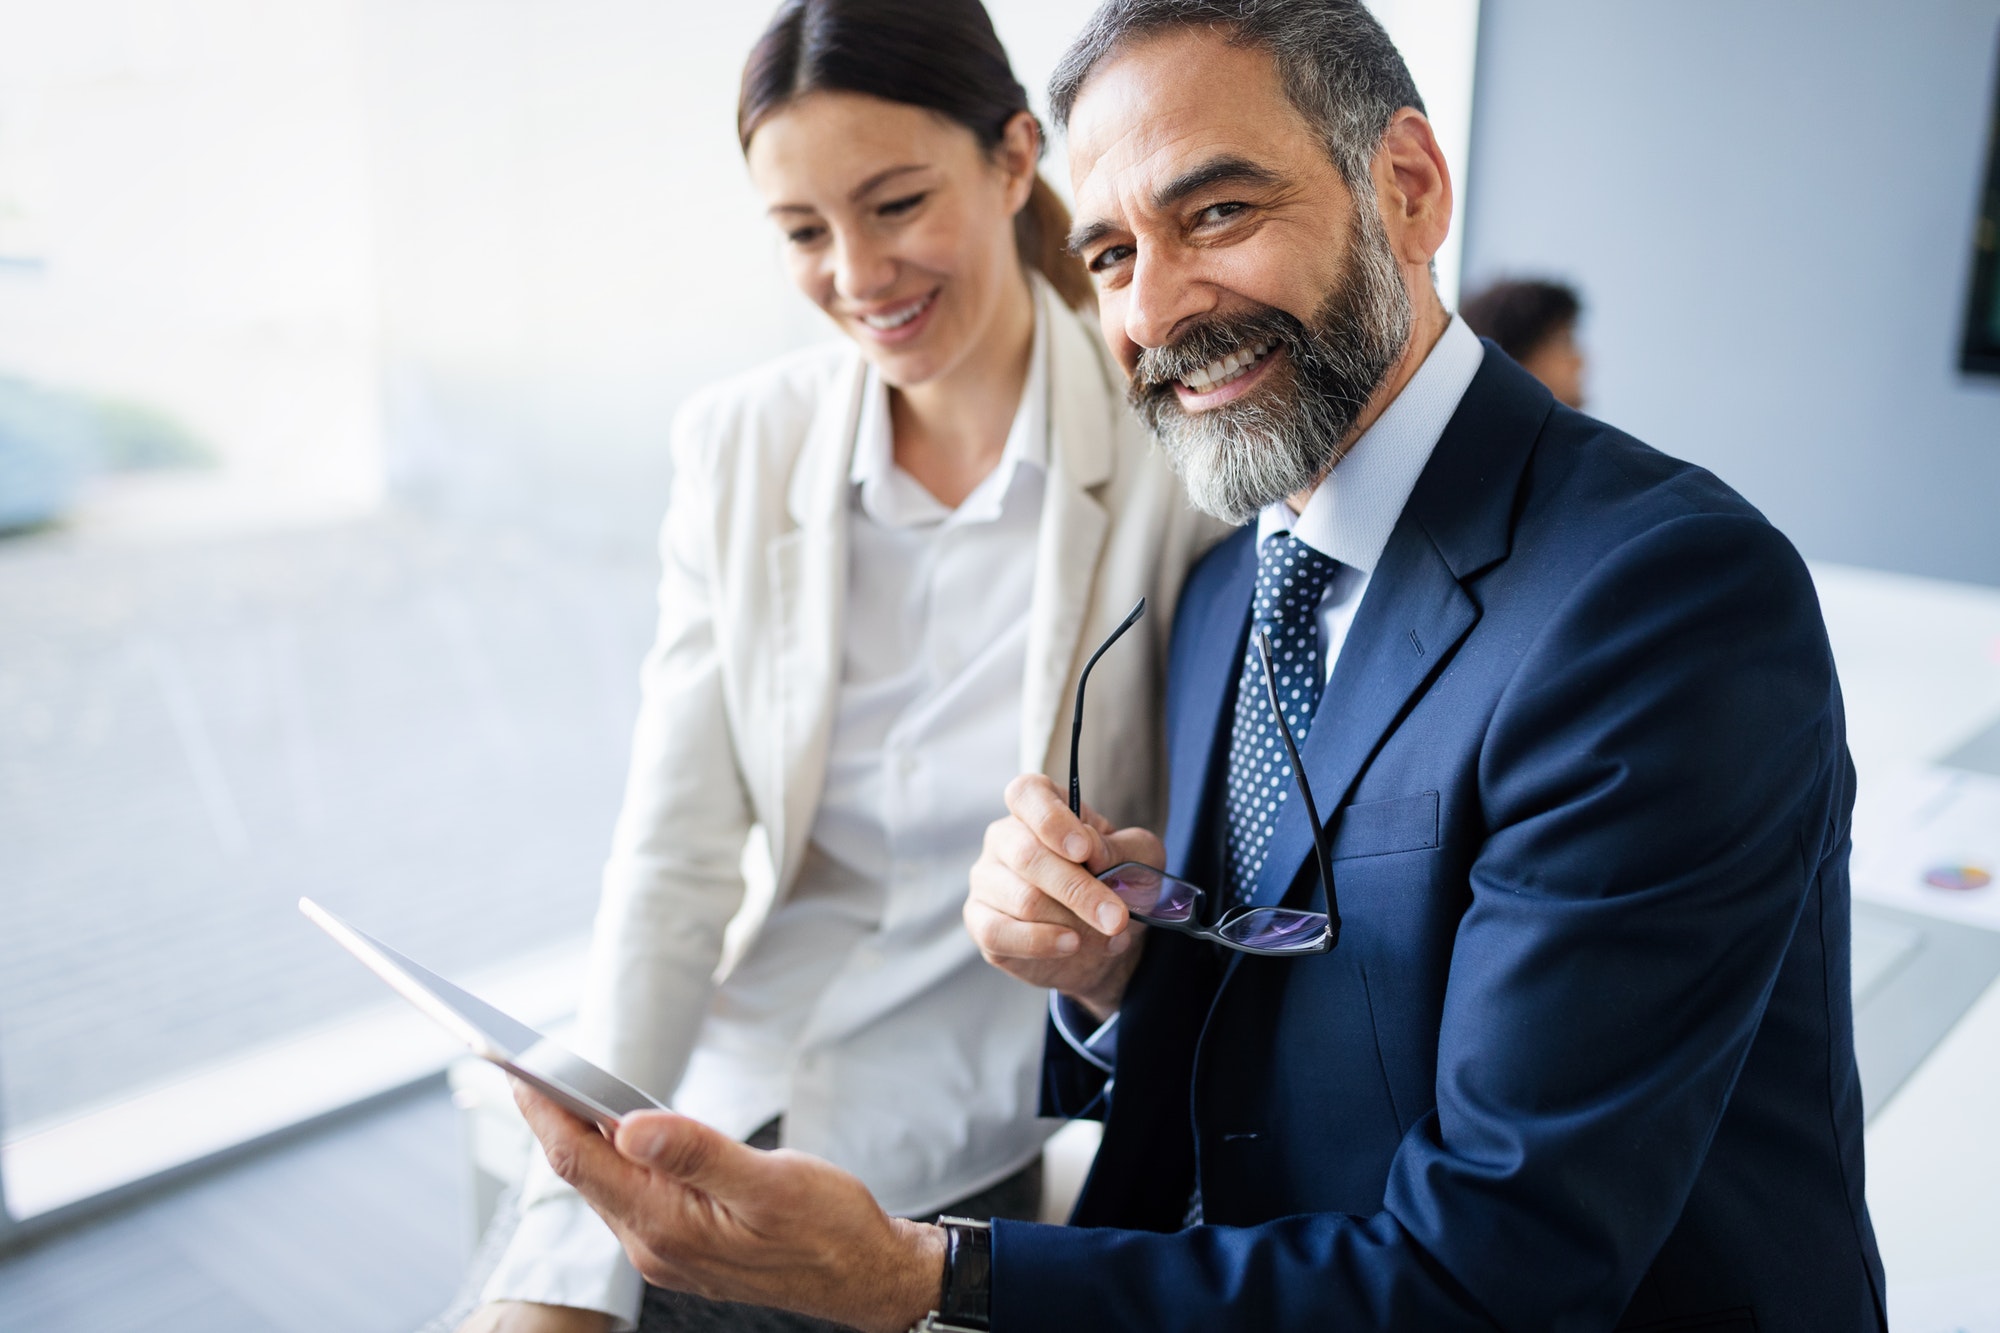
[1237,347,1552,915]
[1242,525,1476,911]
[764,356,866,897]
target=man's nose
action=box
[831,231,897,303]
[1122,246,1212,352]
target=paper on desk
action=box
[1850,765,2000,932]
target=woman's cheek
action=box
[779,246,828,308]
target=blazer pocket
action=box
[1328,791,1439,861]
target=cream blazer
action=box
[494,281,1223,1321]
[568,281,1221,1100]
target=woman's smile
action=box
[850,287,942,345]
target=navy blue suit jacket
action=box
[993,350,1887,1332]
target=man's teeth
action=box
[862,295,932,330]
[1181,341,1275,392]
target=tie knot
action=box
[1253,533,1341,630]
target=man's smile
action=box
[1172,340,1285,410]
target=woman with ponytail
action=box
[455,3,1220,1328]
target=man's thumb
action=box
[615,1111,736,1187]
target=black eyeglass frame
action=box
[1067,599,1342,957]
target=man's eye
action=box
[1198,201,1248,225]
[1088,244,1134,273]
[878,192,928,217]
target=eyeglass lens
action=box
[1215,907,1330,952]
[1096,863,1200,924]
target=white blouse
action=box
[485,315,1057,1330]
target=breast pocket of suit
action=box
[1327,790,1440,861]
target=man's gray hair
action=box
[1048,0,1423,190]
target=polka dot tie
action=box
[1224,532,1341,906]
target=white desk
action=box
[1811,562,2000,1326]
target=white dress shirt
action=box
[1054,314,1485,1067]
[486,314,1059,1331]
[1255,313,1486,679]
[667,310,1055,1172]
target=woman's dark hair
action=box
[739,0,1094,312]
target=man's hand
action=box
[513,1085,944,1333]
[454,1302,611,1333]
[966,773,1163,1021]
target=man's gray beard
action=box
[1130,204,1414,524]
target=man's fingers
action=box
[513,1082,654,1215]
[1077,800,1120,841]
[965,897,1082,959]
[994,812,1130,937]
[973,854,1088,926]
[1105,823,1166,871]
[1004,773,1107,865]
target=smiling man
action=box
[515,4,1887,1331]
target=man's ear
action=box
[1374,108,1452,268]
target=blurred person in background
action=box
[451,0,1220,1330]
[1459,277,1587,408]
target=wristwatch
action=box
[909,1215,992,1333]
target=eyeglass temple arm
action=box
[1068,598,1147,816]
[1256,630,1341,942]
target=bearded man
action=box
[512,3,1887,1330]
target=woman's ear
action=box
[998,110,1041,214]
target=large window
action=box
[0,0,817,1229]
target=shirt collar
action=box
[849,300,1049,527]
[1256,313,1484,572]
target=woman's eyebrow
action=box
[766,163,934,217]
[848,163,932,201]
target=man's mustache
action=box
[1128,304,1310,407]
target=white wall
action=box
[1464,0,2000,587]
[1366,0,1480,307]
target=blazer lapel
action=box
[764,356,866,898]
[1020,285,1115,775]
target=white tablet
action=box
[299,896,666,1132]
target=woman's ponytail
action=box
[1016,173,1094,313]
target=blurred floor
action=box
[0,507,657,1130]
[0,1083,466,1333]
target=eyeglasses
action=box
[1068,599,1340,957]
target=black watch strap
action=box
[934,1215,993,1331]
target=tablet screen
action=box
[300,897,667,1130]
